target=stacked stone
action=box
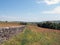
[0,25,25,44]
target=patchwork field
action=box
[1,25,60,45]
[0,22,20,27]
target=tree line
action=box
[37,21,60,30]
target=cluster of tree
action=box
[20,22,27,25]
[37,21,60,30]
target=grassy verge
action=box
[2,27,60,45]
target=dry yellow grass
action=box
[27,25,60,33]
[1,25,60,45]
[0,22,20,27]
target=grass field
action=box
[1,25,60,45]
[0,22,20,27]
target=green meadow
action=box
[2,27,60,45]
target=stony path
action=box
[0,25,25,44]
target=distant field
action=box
[0,22,20,27]
[2,25,60,45]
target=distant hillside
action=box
[41,20,60,23]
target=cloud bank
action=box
[42,6,60,14]
[36,0,60,5]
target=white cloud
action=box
[36,0,60,5]
[45,0,60,5]
[42,6,60,14]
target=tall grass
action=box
[2,28,60,45]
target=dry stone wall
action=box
[0,25,25,43]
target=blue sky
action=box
[0,0,60,22]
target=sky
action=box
[0,0,60,22]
